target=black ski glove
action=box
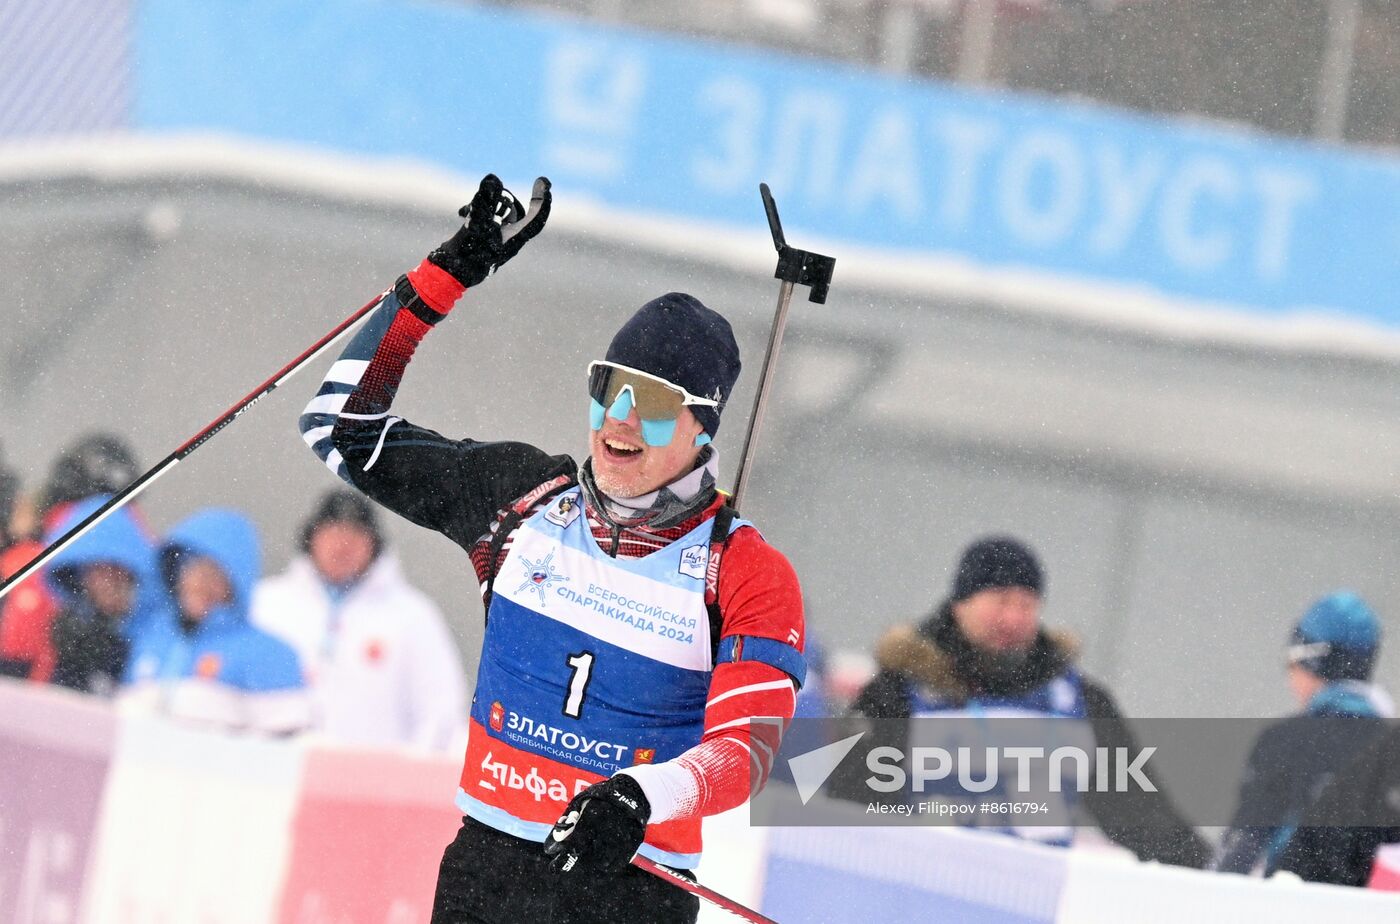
[427,173,551,288]
[544,774,651,876]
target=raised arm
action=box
[298,175,569,549]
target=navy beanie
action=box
[952,536,1044,602]
[605,293,741,438]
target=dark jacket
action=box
[43,497,171,695]
[1275,724,1400,886]
[847,602,1210,868]
[1214,682,1391,875]
[49,603,128,695]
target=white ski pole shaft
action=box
[727,183,834,513]
[731,279,796,513]
[0,289,385,602]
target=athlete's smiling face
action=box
[590,403,705,499]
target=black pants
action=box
[430,817,701,924]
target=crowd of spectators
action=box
[0,432,467,751]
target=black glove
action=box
[544,774,651,876]
[428,173,551,288]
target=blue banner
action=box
[136,0,1400,325]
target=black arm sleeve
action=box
[300,278,576,552]
[1276,727,1400,886]
[1213,728,1285,874]
[848,670,912,722]
[825,671,911,805]
[1080,680,1211,868]
[336,426,575,552]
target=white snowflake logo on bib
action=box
[517,551,568,605]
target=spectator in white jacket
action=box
[253,490,467,752]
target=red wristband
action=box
[405,259,468,316]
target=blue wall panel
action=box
[134,0,1400,325]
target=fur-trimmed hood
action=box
[849,607,1214,870]
[874,602,1080,702]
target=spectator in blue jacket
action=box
[121,509,311,735]
[42,495,172,695]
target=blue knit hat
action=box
[1289,591,1381,682]
[604,293,741,438]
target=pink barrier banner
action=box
[1371,846,1400,892]
[80,715,306,923]
[277,747,463,924]
[0,681,117,924]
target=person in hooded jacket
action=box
[121,509,311,735]
[846,535,1210,868]
[1215,591,1392,876]
[34,496,172,695]
[0,434,145,682]
[253,489,467,751]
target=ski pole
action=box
[633,187,827,920]
[0,289,388,602]
[730,184,835,513]
[631,854,778,923]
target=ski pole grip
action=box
[760,182,786,248]
[758,183,835,304]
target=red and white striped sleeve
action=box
[620,526,804,822]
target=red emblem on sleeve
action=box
[632,748,656,765]
[489,702,505,732]
[195,653,222,679]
